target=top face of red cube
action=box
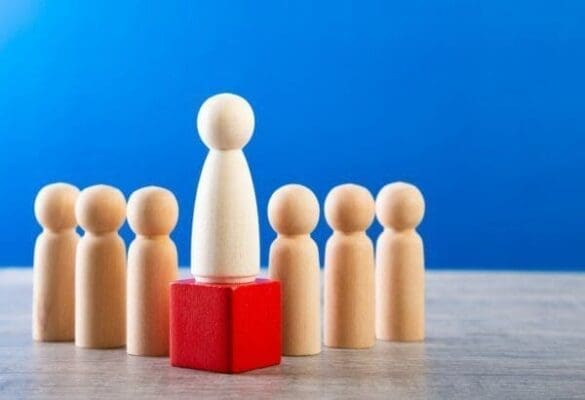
[172,278,275,290]
[170,278,281,373]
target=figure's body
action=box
[268,184,321,356]
[33,183,79,342]
[75,185,126,349]
[375,182,425,342]
[324,184,376,349]
[191,93,259,283]
[127,186,179,356]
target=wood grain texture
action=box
[1,268,585,399]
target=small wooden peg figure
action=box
[268,184,321,356]
[375,182,425,342]
[33,183,80,342]
[127,186,179,356]
[323,184,376,349]
[75,185,127,349]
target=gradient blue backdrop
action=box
[1,0,584,269]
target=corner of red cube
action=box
[169,278,282,373]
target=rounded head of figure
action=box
[376,182,425,230]
[127,186,178,236]
[324,184,375,233]
[34,183,80,231]
[196,93,255,150]
[268,184,320,235]
[75,185,126,234]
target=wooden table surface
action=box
[1,268,584,399]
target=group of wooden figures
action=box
[33,184,179,354]
[269,181,425,355]
[32,92,425,373]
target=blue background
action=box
[1,0,584,269]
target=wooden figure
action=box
[127,186,179,356]
[191,93,260,284]
[75,185,127,349]
[323,184,376,349]
[33,183,80,342]
[375,182,426,342]
[268,184,321,356]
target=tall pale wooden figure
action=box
[268,184,321,356]
[33,183,80,342]
[191,93,260,283]
[127,186,179,356]
[375,182,425,342]
[323,184,376,349]
[75,185,127,349]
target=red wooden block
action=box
[170,278,281,373]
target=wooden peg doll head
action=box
[75,185,126,234]
[127,186,179,236]
[196,93,255,150]
[376,182,425,231]
[324,184,375,233]
[268,184,319,236]
[34,183,80,232]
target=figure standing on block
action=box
[323,184,376,349]
[375,182,425,342]
[268,184,321,356]
[126,186,179,356]
[33,183,79,342]
[75,185,127,348]
[191,93,260,283]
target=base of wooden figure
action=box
[170,278,281,373]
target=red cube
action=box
[170,278,281,373]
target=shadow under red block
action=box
[170,278,282,373]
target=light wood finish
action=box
[191,93,260,284]
[32,183,80,342]
[268,184,321,356]
[75,185,127,349]
[3,268,585,399]
[323,184,376,349]
[127,187,179,356]
[376,182,426,342]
